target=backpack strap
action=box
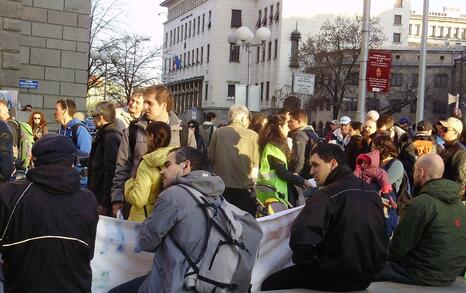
[70,123,90,147]
[0,182,33,244]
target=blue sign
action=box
[19,79,39,89]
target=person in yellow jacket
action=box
[124,121,175,221]
[257,115,312,208]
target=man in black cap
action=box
[0,134,98,292]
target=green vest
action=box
[257,143,288,204]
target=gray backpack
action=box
[174,184,263,293]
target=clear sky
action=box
[411,0,466,13]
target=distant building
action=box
[409,7,466,48]
[160,0,410,120]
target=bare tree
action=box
[300,16,385,119]
[106,35,162,102]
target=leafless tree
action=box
[300,16,385,119]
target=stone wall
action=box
[0,0,90,128]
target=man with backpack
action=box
[109,147,262,293]
[288,109,321,179]
[0,100,34,171]
[55,99,92,156]
[199,112,216,146]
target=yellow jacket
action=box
[124,146,175,222]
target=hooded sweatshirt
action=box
[354,150,392,194]
[389,178,466,286]
[0,164,98,292]
[58,118,92,156]
[138,170,226,292]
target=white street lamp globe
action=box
[99,51,109,61]
[90,50,99,60]
[227,33,238,45]
[235,26,254,43]
[256,27,271,42]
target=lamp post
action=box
[90,50,109,99]
[228,26,271,108]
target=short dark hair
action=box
[350,121,363,133]
[376,115,394,130]
[289,109,308,125]
[94,101,116,123]
[146,121,171,152]
[170,146,203,171]
[57,99,76,116]
[311,143,347,165]
[372,133,398,159]
[206,112,216,121]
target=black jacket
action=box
[290,165,388,279]
[440,140,466,195]
[88,122,122,210]
[345,134,369,171]
[0,164,98,293]
[0,121,14,181]
[289,126,320,178]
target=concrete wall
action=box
[0,0,90,129]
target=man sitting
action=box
[261,144,388,292]
[376,154,466,286]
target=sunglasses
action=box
[33,117,41,120]
[441,127,456,133]
[188,125,195,128]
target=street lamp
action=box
[90,50,109,99]
[228,26,271,107]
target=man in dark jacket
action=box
[0,134,98,292]
[439,117,466,199]
[376,154,466,286]
[88,101,123,216]
[377,114,411,154]
[261,144,388,292]
[0,120,14,181]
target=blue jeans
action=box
[375,262,418,285]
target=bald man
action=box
[375,154,466,286]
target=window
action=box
[462,28,466,40]
[207,44,210,63]
[187,51,190,67]
[227,84,235,99]
[183,53,186,68]
[394,15,402,25]
[261,45,266,62]
[181,25,184,41]
[274,39,278,59]
[274,2,280,22]
[197,16,200,34]
[208,10,211,29]
[391,73,402,86]
[177,27,180,42]
[231,9,242,28]
[455,27,459,39]
[229,44,240,62]
[410,73,418,87]
[256,10,262,28]
[266,81,270,101]
[267,41,272,61]
[416,24,420,36]
[196,48,199,64]
[263,7,268,26]
[393,33,401,43]
[260,82,264,101]
[269,5,274,24]
[409,24,412,35]
[434,74,448,88]
[169,31,173,46]
[395,0,403,8]
[447,27,452,38]
[389,99,402,113]
[202,14,205,32]
[433,100,447,114]
[193,21,196,36]
[192,49,195,66]
[256,46,260,63]
[164,32,168,47]
[205,82,208,100]
[201,46,204,64]
[184,23,187,40]
[431,25,436,37]
[188,21,191,38]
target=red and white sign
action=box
[367,51,392,93]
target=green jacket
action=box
[257,143,288,204]
[389,178,466,286]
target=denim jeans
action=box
[374,262,418,285]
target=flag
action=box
[448,93,459,108]
[175,56,182,70]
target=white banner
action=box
[91,206,303,292]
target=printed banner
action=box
[91,206,303,292]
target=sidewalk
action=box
[261,277,466,292]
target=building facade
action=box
[160,0,411,120]
[0,0,91,128]
[409,7,466,48]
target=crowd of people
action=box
[0,85,466,292]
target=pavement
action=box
[261,277,466,292]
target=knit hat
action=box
[32,134,76,166]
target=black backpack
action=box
[384,159,412,218]
[300,129,324,179]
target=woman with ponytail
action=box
[124,121,175,221]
